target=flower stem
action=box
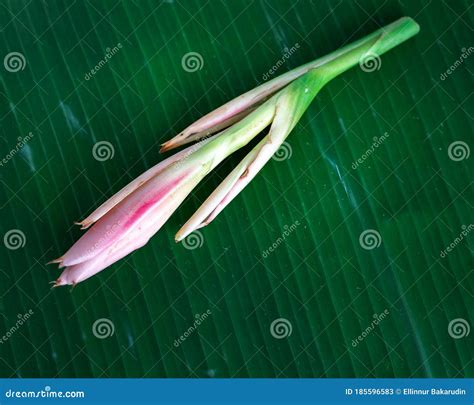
[162,17,419,151]
[175,17,420,240]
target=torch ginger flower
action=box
[52,101,275,286]
[52,17,419,286]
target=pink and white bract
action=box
[51,17,419,286]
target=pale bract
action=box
[51,17,419,286]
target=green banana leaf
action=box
[0,0,472,378]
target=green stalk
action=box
[163,17,419,152]
[186,17,420,164]
[176,17,420,241]
[273,16,420,127]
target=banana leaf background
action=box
[0,0,472,378]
